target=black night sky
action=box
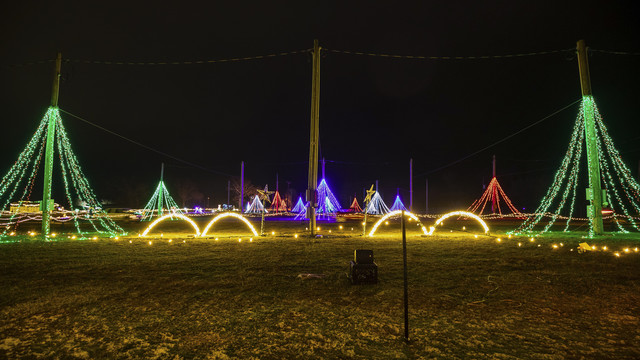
[1,1,639,213]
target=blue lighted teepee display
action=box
[291,197,306,213]
[389,195,408,211]
[316,178,342,215]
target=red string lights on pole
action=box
[468,177,522,216]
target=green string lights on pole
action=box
[512,40,640,238]
[511,96,640,237]
[1,107,126,239]
[41,53,62,235]
[140,167,184,222]
[1,53,125,239]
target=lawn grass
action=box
[1,218,640,359]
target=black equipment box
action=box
[354,249,374,264]
[349,249,378,284]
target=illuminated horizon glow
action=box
[141,213,201,237]
[201,212,258,237]
[368,210,427,236]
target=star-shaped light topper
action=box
[364,185,375,205]
[257,184,275,205]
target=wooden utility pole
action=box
[158,163,164,216]
[307,40,321,236]
[425,178,429,214]
[577,39,604,235]
[409,158,413,212]
[491,155,496,213]
[239,161,245,212]
[41,52,62,235]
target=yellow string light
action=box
[201,212,257,237]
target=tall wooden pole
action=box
[240,161,245,212]
[158,163,164,216]
[425,178,429,214]
[491,155,496,213]
[577,39,604,235]
[41,52,62,235]
[409,158,413,212]
[307,40,321,236]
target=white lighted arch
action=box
[201,212,258,237]
[141,213,201,237]
[429,210,489,235]
[368,210,429,237]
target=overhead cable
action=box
[67,49,312,66]
[59,109,234,177]
[414,98,582,177]
[325,48,574,60]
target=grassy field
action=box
[1,217,640,359]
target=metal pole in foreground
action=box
[307,40,321,236]
[401,210,409,341]
[577,39,604,235]
[41,52,62,235]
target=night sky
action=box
[1,1,639,213]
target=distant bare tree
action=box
[175,179,203,208]
[230,177,259,206]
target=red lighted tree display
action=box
[468,176,521,216]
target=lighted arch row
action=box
[428,210,489,235]
[368,210,429,237]
[201,212,258,237]
[141,213,201,237]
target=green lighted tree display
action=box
[139,163,184,221]
[513,41,640,237]
[512,96,640,237]
[0,107,125,238]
